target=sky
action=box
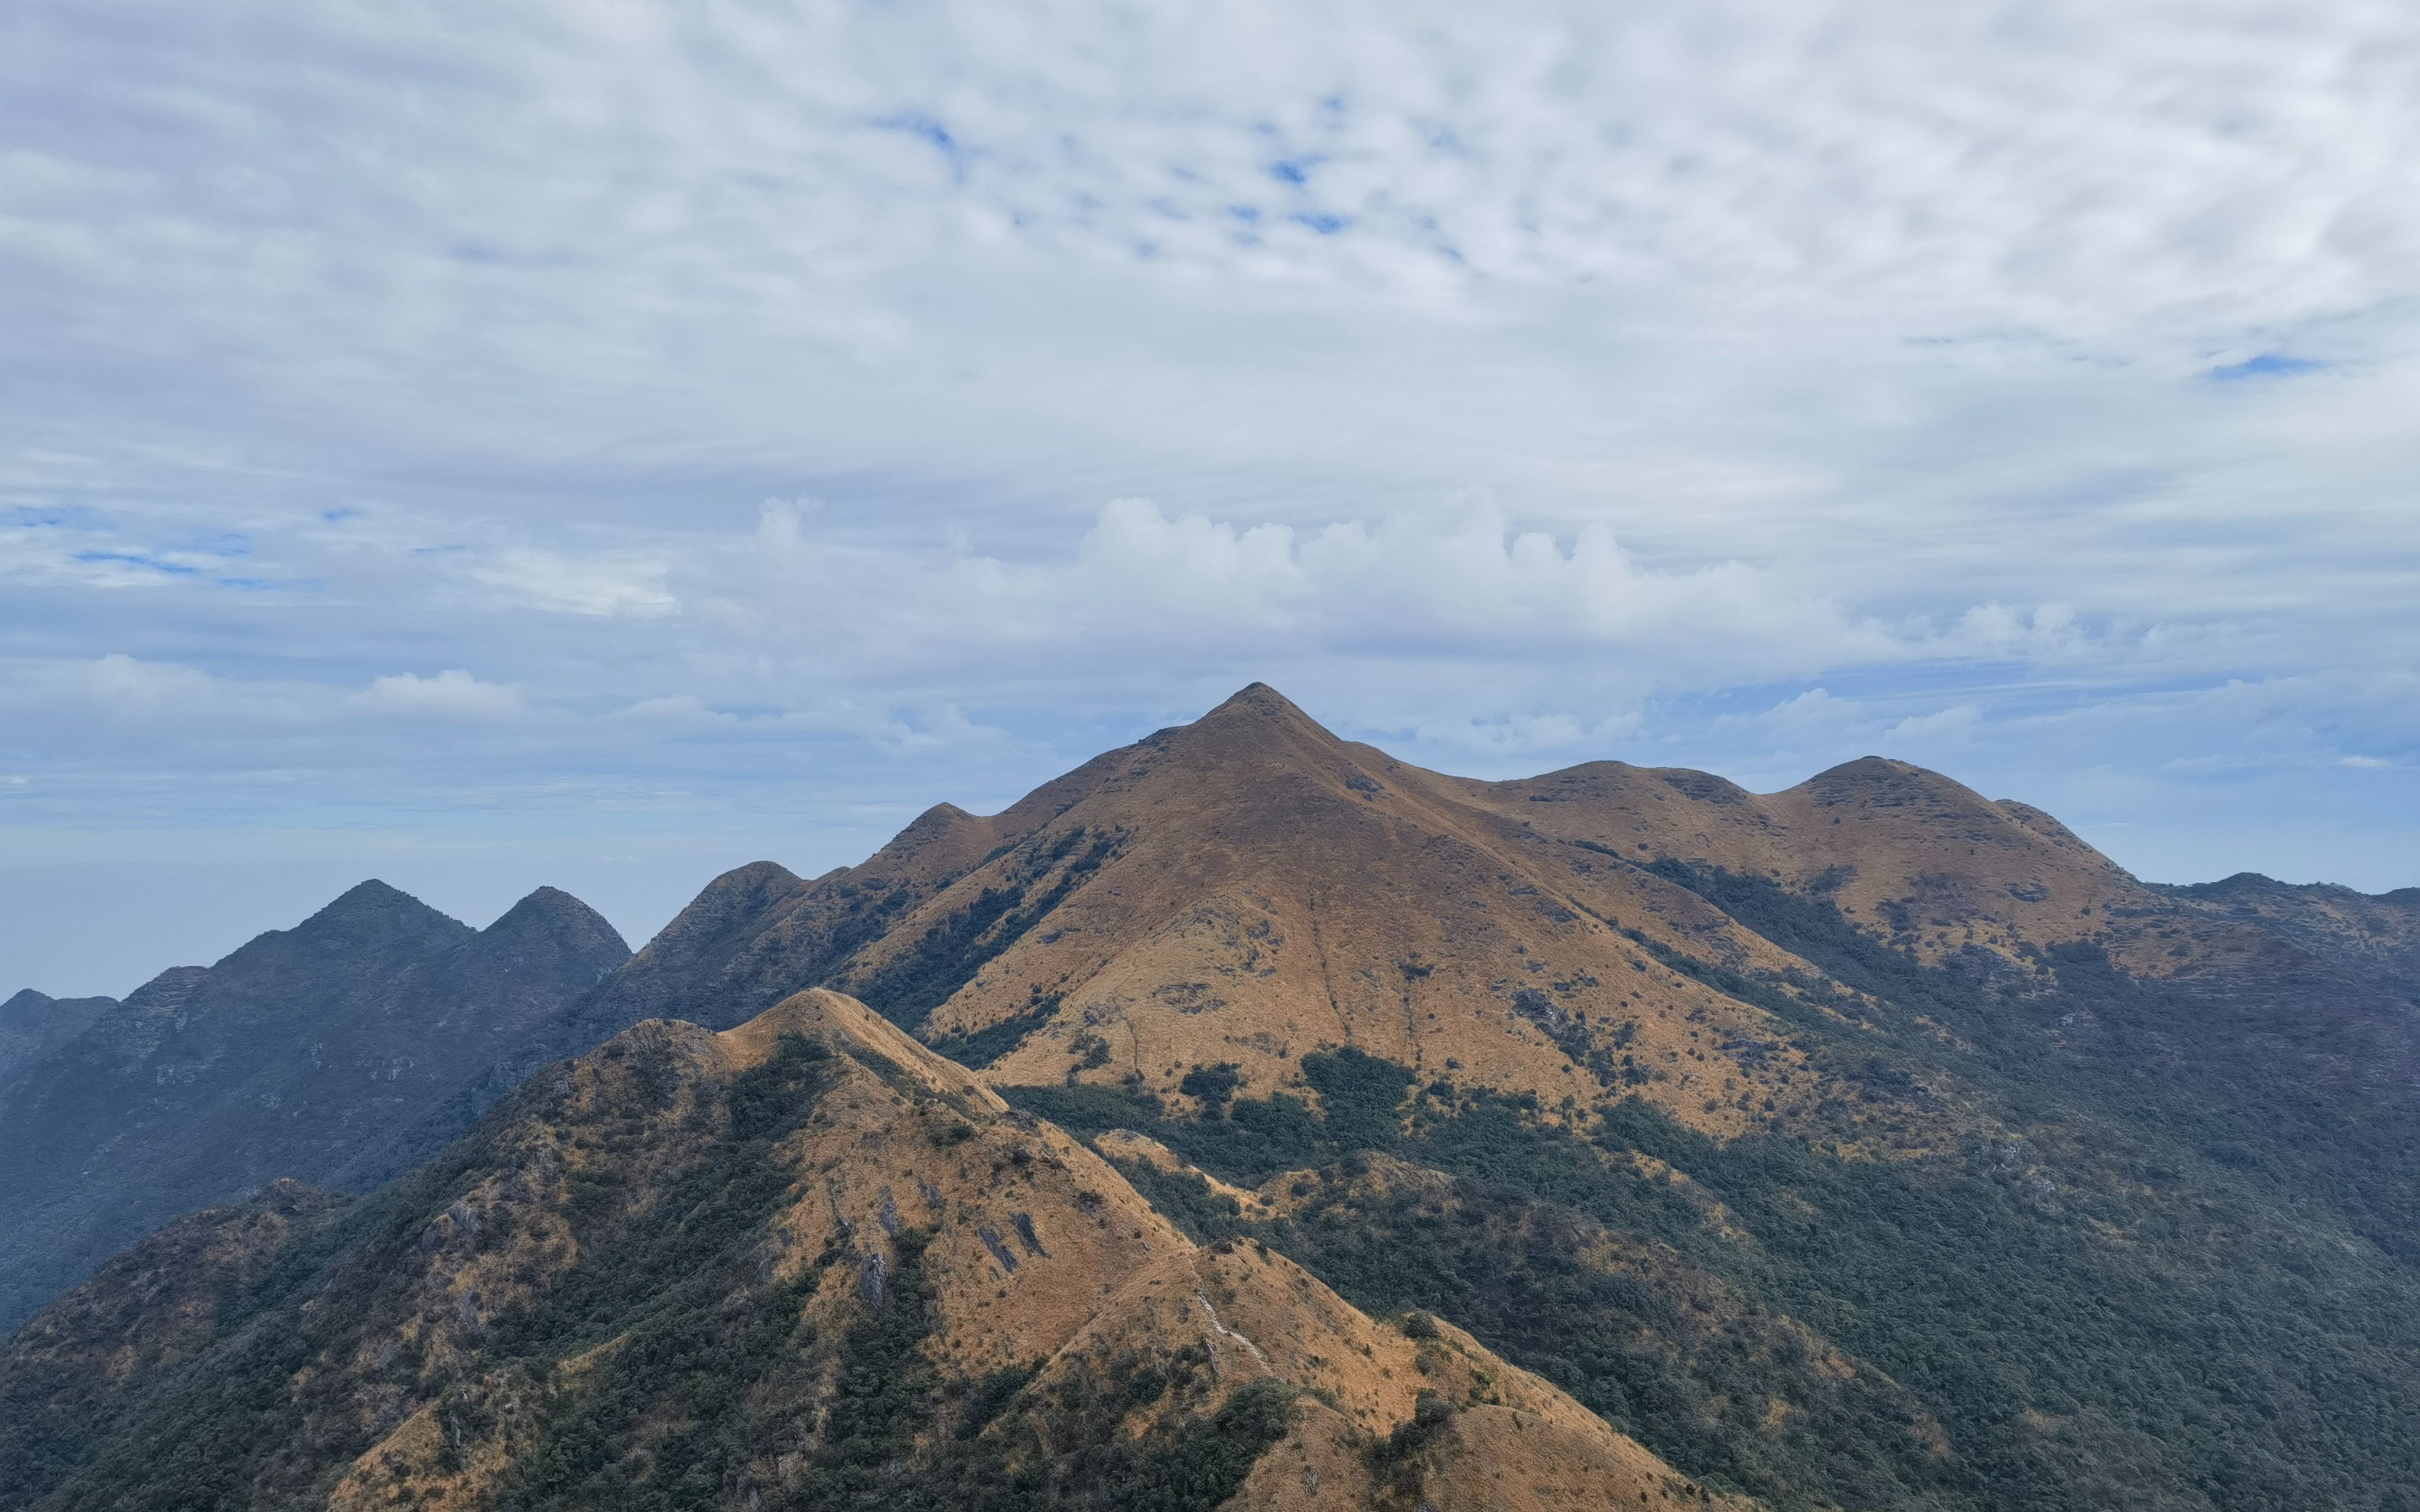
[4,0,2416,998]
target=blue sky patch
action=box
[74,551,200,576]
[2207,353,2323,381]
[874,112,967,179]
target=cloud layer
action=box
[2,0,2415,992]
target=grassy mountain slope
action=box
[0,990,1723,1512]
[540,685,2391,1153]
[547,686,1959,1142]
[1007,869,2420,1511]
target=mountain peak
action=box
[1154,682,1343,764]
[1204,680,1315,724]
[482,886,630,958]
[327,876,426,909]
[1798,755,1992,813]
[302,879,471,939]
[890,801,977,849]
[0,989,118,1083]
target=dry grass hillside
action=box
[564,685,2230,1147]
[0,989,1728,1512]
[1453,757,2142,963]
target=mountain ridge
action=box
[0,880,632,1332]
[526,683,2237,1157]
[0,988,1729,1512]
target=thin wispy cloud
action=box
[2,0,2415,993]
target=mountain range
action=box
[0,883,629,1331]
[4,685,2416,1511]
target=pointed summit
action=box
[317,877,445,918]
[1209,680,1308,717]
[292,879,474,951]
[479,887,630,962]
[1146,682,1350,772]
[1191,681,1326,734]
[2,988,57,1021]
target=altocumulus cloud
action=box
[0,0,2415,992]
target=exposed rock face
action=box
[0,881,630,1332]
[0,990,1725,1512]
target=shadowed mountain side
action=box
[2156,871,2420,983]
[0,989,1727,1512]
[0,881,630,1333]
[0,992,115,1084]
[535,736,1158,1054]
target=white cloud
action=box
[352,670,524,719]
[466,550,676,618]
[1887,705,1986,743]
[612,695,732,726]
[84,652,217,708]
[707,496,1915,686]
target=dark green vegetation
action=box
[1011,873,2420,1512]
[851,827,1124,1032]
[0,1029,1297,1512]
[0,881,630,1334]
[925,995,1064,1068]
[543,827,1130,1068]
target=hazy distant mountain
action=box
[0,881,629,1332]
[0,990,1723,1511]
[0,991,115,1084]
[8,685,2418,1510]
